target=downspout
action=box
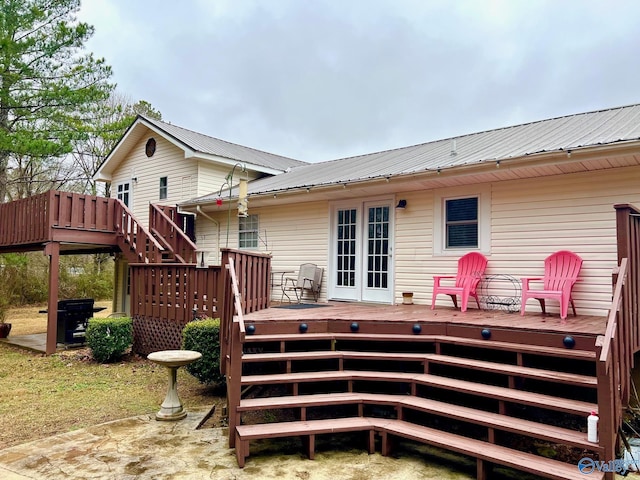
[196,206,221,264]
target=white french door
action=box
[330,200,394,303]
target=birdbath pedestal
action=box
[147,350,202,421]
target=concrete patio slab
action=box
[0,408,479,480]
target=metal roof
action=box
[188,103,640,203]
[140,116,307,172]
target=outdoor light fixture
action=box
[396,199,407,209]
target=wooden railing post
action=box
[225,257,246,449]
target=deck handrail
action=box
[149,203,197,263]
[225,256,246,447]
[598,258,628,363]
[227,257,246,335]
[113,200,164,263]
[0,190,116,247]
[596,257,629,476]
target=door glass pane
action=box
[366,206,390,289]
[336,209,357,287]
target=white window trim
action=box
[239,214,259,250]
[433,184,491,256]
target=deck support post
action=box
[45,242,60,355]
[476,458,488,480]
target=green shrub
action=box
[86,317,133,363]
[182,318,224,386]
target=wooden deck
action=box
[232,300,612,479]
[245,301,607,337]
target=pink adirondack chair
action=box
[520,250,583,320]
[431,252,488,312]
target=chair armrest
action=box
[521,277,543,290]
[283,277,298,288]
[433,275,455,288]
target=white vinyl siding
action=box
[196,161,262,200]
[202,200,329,301]
[393,166,640,316]
[110,135,197,228]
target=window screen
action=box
[445,197,478,248]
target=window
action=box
[445,197,478,248]
[239,214,259,249]
[116,182,130,207]
[159,177,168,200]
[434,185,490,255]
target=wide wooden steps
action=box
[378,419,604,480]
[235,416,603,480]
[233,324,603,479]
[243,350,597,387]
[238,392,601,452]
[241,370,596,416]
[243,332,597,359]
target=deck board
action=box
[244,302,607,336]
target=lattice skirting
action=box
[133,316,190,355]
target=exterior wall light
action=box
[396,199,407,209]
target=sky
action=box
[77,0,640,163]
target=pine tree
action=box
[0,0,113,201]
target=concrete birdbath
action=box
[147,350,202,421]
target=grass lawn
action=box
[0,304,222,449]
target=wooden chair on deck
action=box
[520,250,582,320]
[282,263,323,303]
[431,252,488,312]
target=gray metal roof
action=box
[184,103,640,204]
[142,116,307,172]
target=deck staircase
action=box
[232,321,604,480]
[114,202,196,265]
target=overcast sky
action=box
[78,0,640,162]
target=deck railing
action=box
[130,248,271,354]
[51,191,115,231]
[596,258,629,474]
[219,248,271,372]
[0,191,116,247]
[224,256,246,444]
[615,203,640,351]
[0,191,163,267]
[149,204,197,263]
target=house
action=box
[92,115,306,314]
[2,104,639,479]
[97,104,640,317]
